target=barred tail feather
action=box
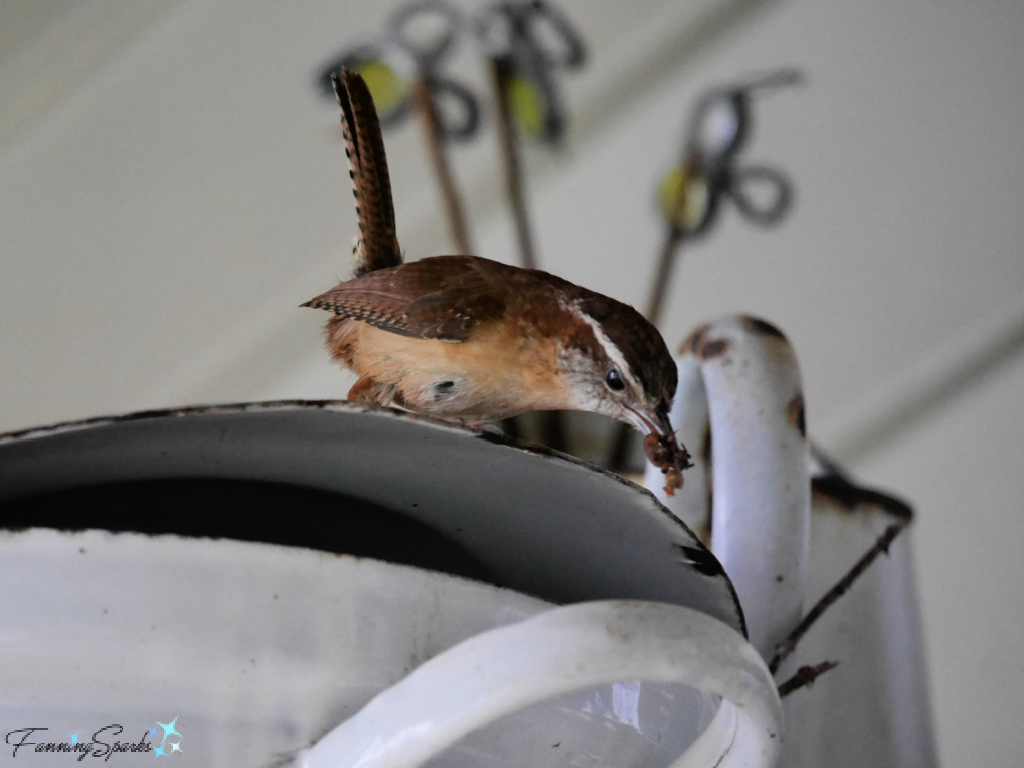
[332,69,402,275]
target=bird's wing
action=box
[333,69,402,274]
[302,256,510,341]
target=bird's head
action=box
[558,293,679,442]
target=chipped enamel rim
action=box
[0,399,746,636]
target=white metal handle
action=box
[302,601,784,768]
[648,315,810,662]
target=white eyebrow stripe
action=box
[568,305,641,391]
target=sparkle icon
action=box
[169,742,182,753]
[155,717,181,744]
[153,745,166,759]
[68,732,80,745]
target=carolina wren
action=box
[303,70,691,488]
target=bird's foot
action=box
[440,416,505,435]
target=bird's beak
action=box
[622,403,675,439]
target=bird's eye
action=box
[605,368,626,392]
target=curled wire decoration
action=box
[318,0,480,142]
[659,69,802,239]
[610,69,803,471]
[476,0,587,144]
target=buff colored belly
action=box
[339,321,570,421]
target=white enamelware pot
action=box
[0,401,744,628]
[0,531,780,768]
[0,402,778,766]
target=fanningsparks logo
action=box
[5,718,182,761]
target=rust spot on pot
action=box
[811,475,913,521]
[740,315,788,341]
[699,338,730,359]
[787,392,806,437]
[679,324,709,356]
[679,324,730,360]
[700,420,712,464]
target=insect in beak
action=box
[623,403,691,496]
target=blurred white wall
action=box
[2,0,1023,763]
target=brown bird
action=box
[303,70,691,488]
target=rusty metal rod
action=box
[645,223,686,324]
[608,155,692,470]
[777,660,839,697]
[489,57,566,451]
[769,517,910,674]
[607,226,685,469]
[489,57,539,271]
[645,151,694,325]
[414,77,474,255]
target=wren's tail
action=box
[333,69,402,276]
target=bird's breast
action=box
[338,318,573,421]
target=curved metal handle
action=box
[301,601,783,768]
[648,316,810,663]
